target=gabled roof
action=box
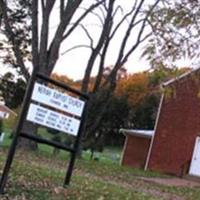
[0,104,17,116]
[120,128,154,138]
[162,66,200,87]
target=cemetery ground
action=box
[0,132,199,199]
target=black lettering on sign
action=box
[47,116,57,121]
[68,98,81,108]
[57,124,61,129]
[53,92,68,103]
[50,99,61,106]
[36,112,45,118]
[38,85,51,96]
[61,116,67,121]
[49,112,59,118]
[35,117,44,123]
[59,120,65,125]
[37,108,47,114]
[63,104,68,109]
[46,121,55,126]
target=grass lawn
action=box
[0,132,199,199]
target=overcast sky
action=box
[51,0,194,80]
[0,0,195,80]
[52,0,152,80]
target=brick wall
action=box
[148,76,200,176]
[122,135,151,169]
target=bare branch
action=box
[112,5,123,19]
[122,31,151,66]
[62,0,104,41]
[120,0,161,66]
[61,44,92,55]
[31,0,39,69]
[47,0,84,71]
[79,24,94,49]
[121,21,151,65]
[104,0,161,87]
[93,29,111,93]
[110,5,138,39]
[81,0,115,93]
[79,7,104,26]
[39,0,56,69]
[41,0,45,11]
[60,0,65,20]
[116,0,146,64]
[98,1,106,19]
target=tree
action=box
[144,0,200,68]
[116,72,149,106]
[0,0,31,81]
[115,67,191,130]
[0,0,163,150]
[0,72,26,109]
[0,0,104,149]
[115,71,159,129]
[99,96,129,146]
[78,0,161,143]
[51,73,74,86]
[130,93,159,129]
[83,93,129,159]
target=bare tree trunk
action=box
[17,121,38,150]
[84,85,114,139]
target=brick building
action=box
[120,129,153,169]
[121,68,200,177]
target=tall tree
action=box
[0,72,26,109]
[0,0,104,78]
[143,0,200,68]
[78,0,161,141]
[0,0,104,149]
[0,0,163,149]
[0,0,31,81]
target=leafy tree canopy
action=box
[0,72,26,108]
[144,0,200,68]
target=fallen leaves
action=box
[0,150,198,200]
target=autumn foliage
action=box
[115,72,149,106]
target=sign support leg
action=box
[64,152,77,186]
[0,72,89,192]
[0,71,37,194]
[0,134,18,194]
[64,102,88,186]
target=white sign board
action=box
[26,103,81,136]
[31,83,85,117]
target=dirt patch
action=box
[139,177,200,187]
[79,172,187,200]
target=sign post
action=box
[0,73,88,194]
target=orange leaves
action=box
[51,73,74,86]
[115,72,149,106]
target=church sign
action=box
[27,103,80,136]
[31,83,85,117]
[0,73,89,193]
